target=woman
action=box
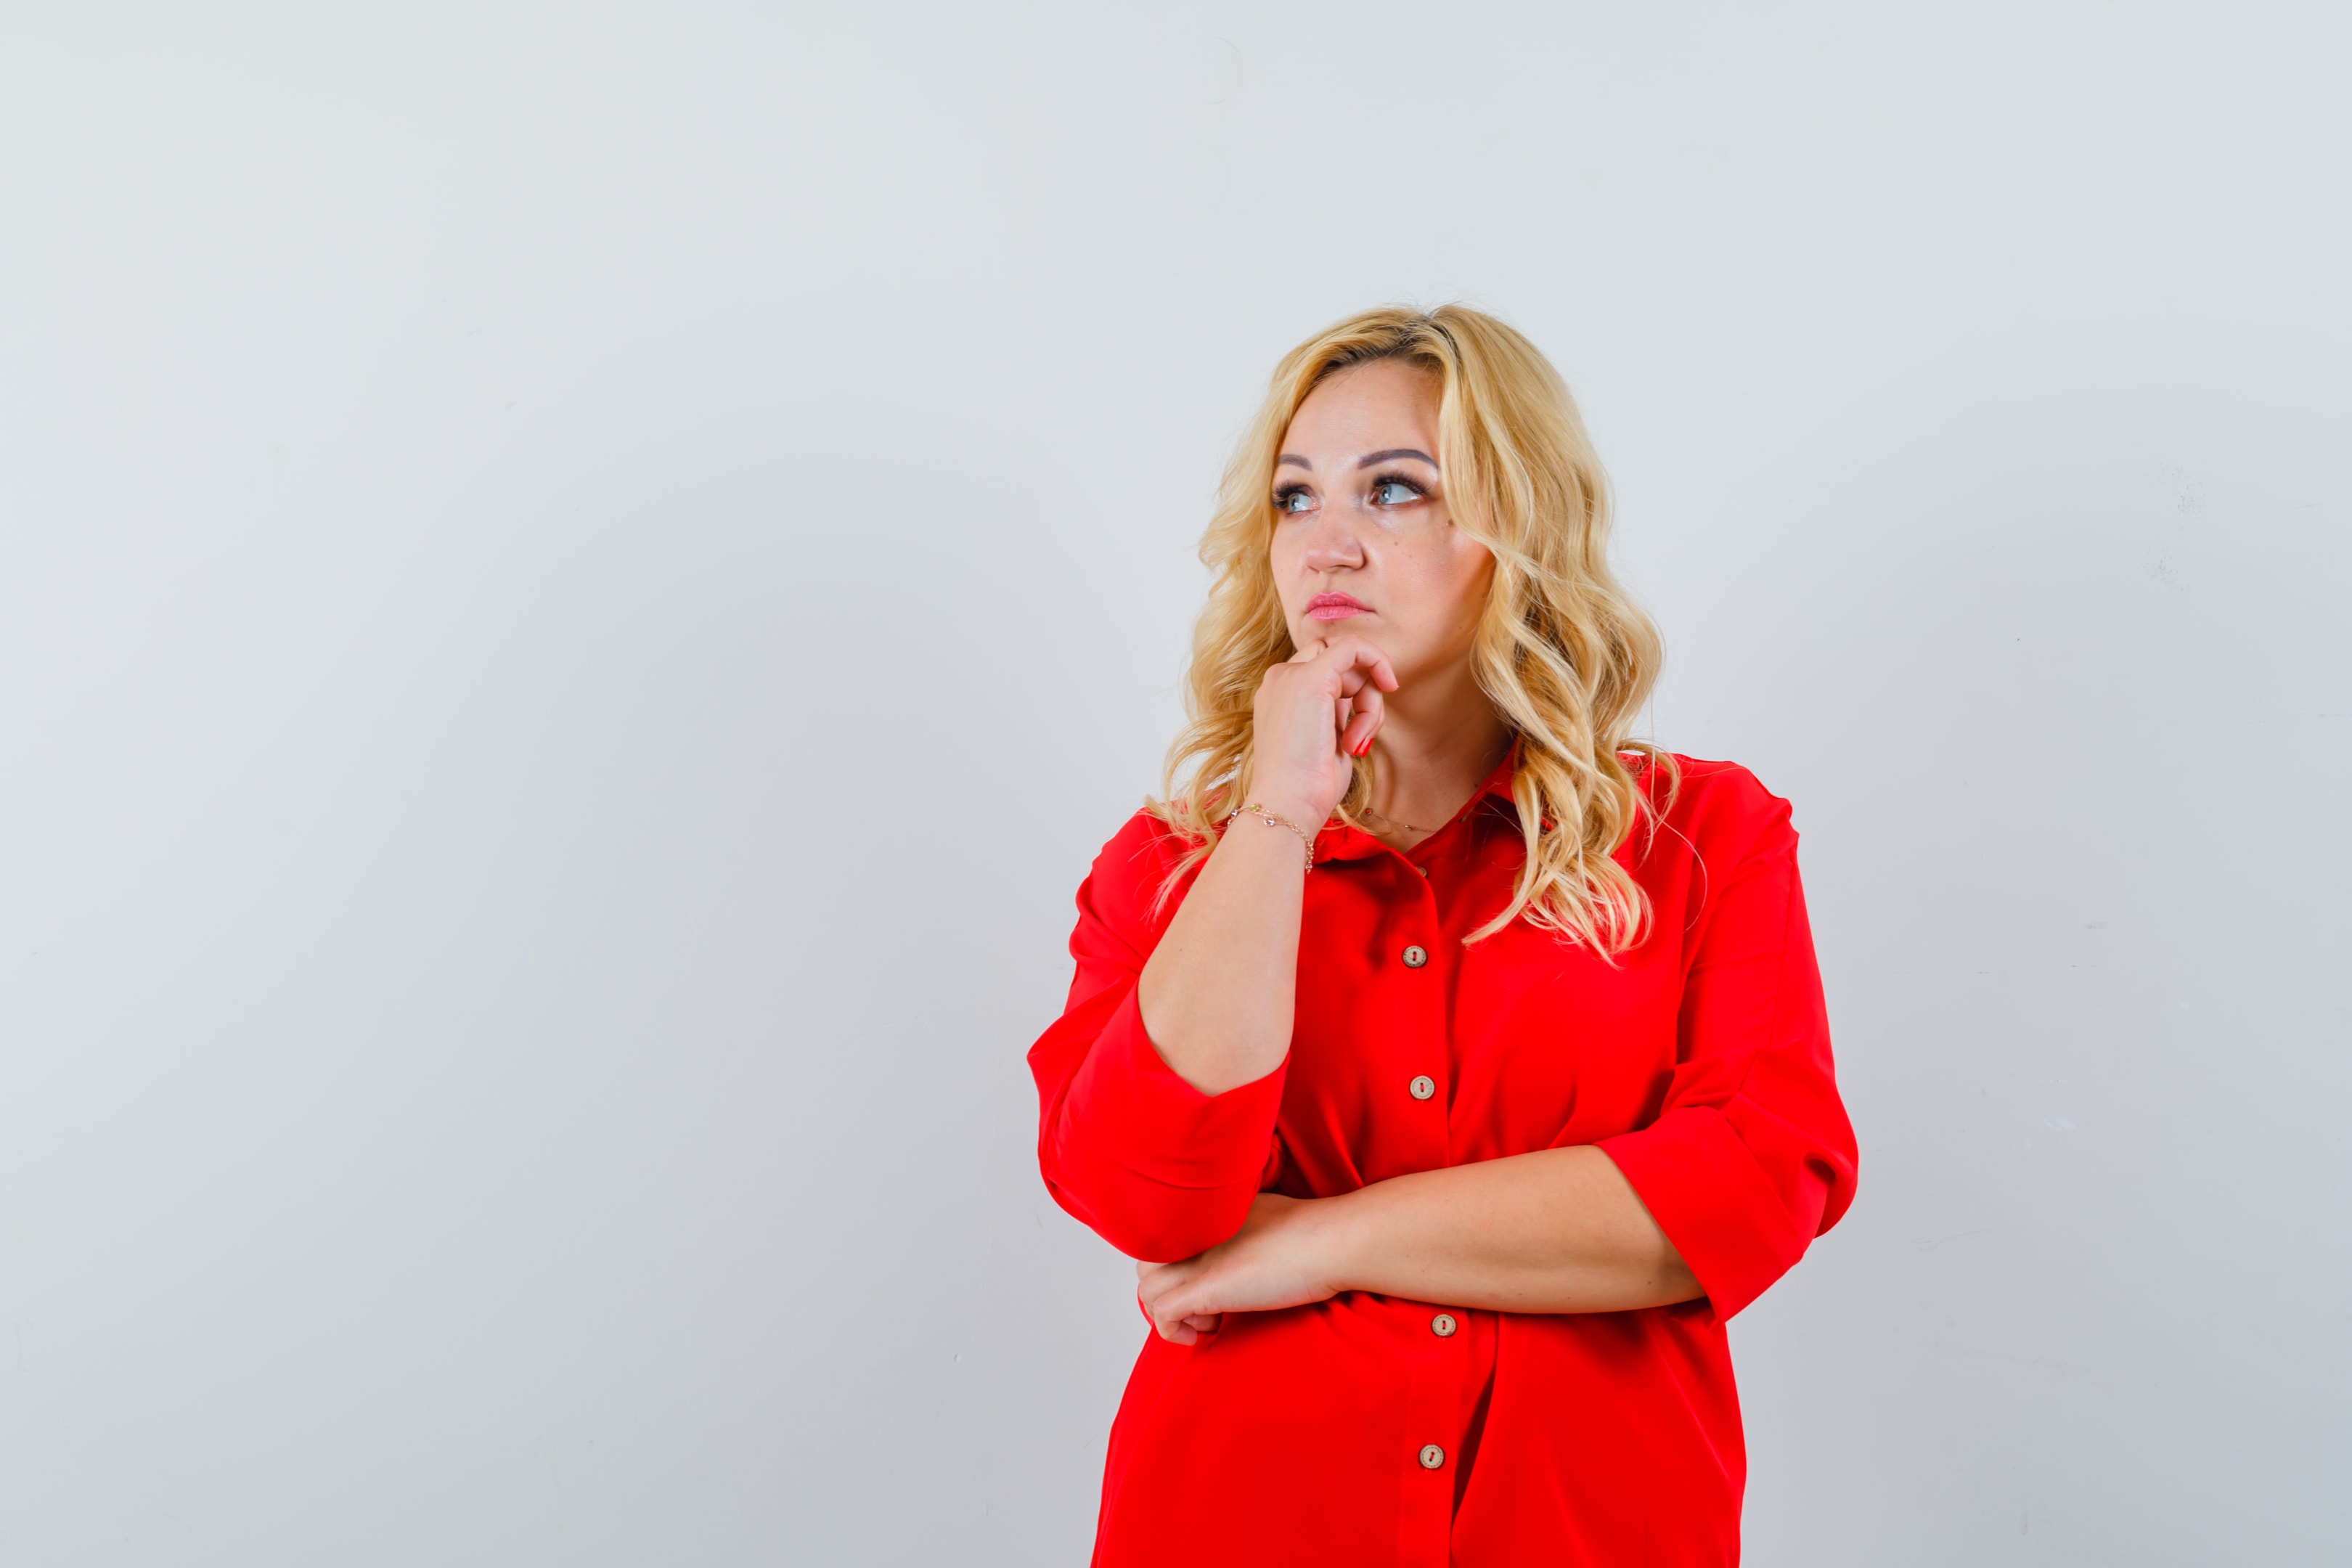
[1027,306,1857,1567]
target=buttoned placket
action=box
[1387,838,1451,1173]
[1385,833,1469,1565]
[1310,816,1486,1565]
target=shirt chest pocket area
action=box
[1447,947,1679,1140]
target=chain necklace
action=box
[1357,804,1439,837]
[1355,740,1512,839]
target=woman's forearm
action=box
[1135,637,1397,1098]
[1315,1146,1701,1313]
[1134,811,1311,1095]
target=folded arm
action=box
[1136,1146,1699,1344]
[1137,777,1858,1343]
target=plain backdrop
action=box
[1,4,2347,1564]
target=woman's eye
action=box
[1275,489,1314,513]
[1370,479,1421,505]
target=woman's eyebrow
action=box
[1357,448,1436,468]
[1277,454,1312,470]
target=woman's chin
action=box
[1295,617,1386,651]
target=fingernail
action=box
[1350,738,1371,756]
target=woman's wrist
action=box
[1297,1187,1371,1296]
[1238,788,1328,834]
[1225,802,1318,870]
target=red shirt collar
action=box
[1315,740,1522,864]
[1474,742,1521,804]
[1312,743,1662,865]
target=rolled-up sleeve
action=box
[1598,785,1858,1321]
[1028,813,1287,1262]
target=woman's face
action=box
[1268,359,1493,687]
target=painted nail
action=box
[1350,738,1372,757]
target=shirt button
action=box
[1431,1312,1458,1337]
[1418,1444,1446,1470]
[1408,1075,1436,1101]
[1416,865,1429,877]
[1402,944,1428,968]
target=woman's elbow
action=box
[1651,1246,1704,1306]
[1045,1172,1254,1263]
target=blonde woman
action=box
[1028,306,1857,1567]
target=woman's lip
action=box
[1306,593,1368,621]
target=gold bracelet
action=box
[1225,802,1317,871]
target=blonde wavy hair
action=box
[1151,304,1673,953]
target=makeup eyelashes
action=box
[1270,473,1431,513]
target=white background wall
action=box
[1,4,2345,1563]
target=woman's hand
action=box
[1248,636,1398,826]
[1134,1193,1344,1346]
[1135,645,1391,1101]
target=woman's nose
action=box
[1299,510,1364,573]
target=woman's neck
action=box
[1359,669,1512,850]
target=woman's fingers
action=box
[1151,1294,1203,1343]
[1317,634,1400,694]
[1341,682,1384,757]
[1153,1308,1221,1347]
[1137,1258,1222,1344]
[1320,640,1394,758]
[1288,638,1394,758]
[1135,1259,1184,1335]
[1319,637,1392,756]
[1279,634,1395,693]
[1248,633,1400,821]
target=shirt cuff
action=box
[1063,987,1287,1190]
[1598,1103,1821,1323]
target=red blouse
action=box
[1028,754,1858,1567]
